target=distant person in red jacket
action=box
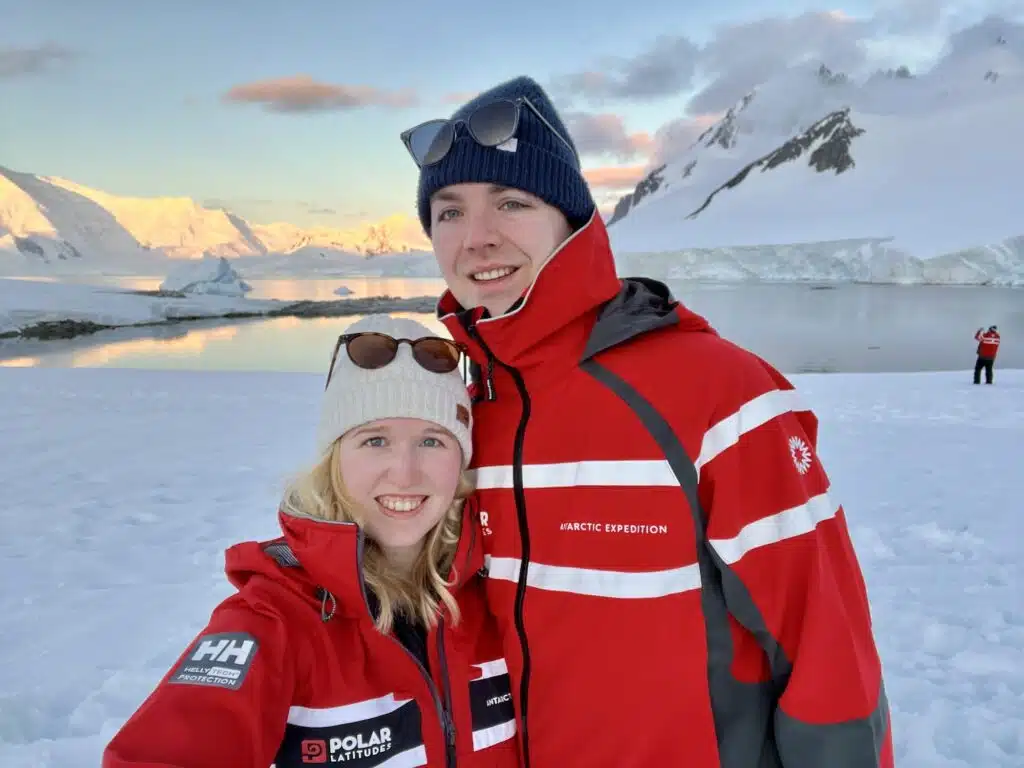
[398,75,892,767]
[103,315,518,768]
[973,325,1000,384]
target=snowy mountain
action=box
[249,216,426,260]
[5,16,1024,286]
[0,165,429,274]
[608,17,1024,265]
[0,167,152,267]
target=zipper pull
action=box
[465,324,497,402]
[485,356,496,401]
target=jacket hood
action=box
[437,212,717,381]
[224,496,483,621]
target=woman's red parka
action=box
[103,498,518,767]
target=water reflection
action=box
[0,356,40,368]
[69,326,241,367]
[7,275,449,302]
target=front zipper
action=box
[436,514,477,768]
[354,531,456,767]
[467,324,534,768]
[396,637,456,768]
[437,621,457,767]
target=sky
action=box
[1,0,1017,234]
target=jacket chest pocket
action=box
[467,657,517,752]
[274,693,426,767]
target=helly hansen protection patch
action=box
[168,632,259,691]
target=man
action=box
[400,76,893,767]
[973,325,1000,384]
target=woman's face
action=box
[337,417,463,567]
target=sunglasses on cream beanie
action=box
[316,315,473,466]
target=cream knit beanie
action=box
[316,315,473,466]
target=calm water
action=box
[1,277,1021,375]
[9,275,450,302]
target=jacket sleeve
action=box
[696,357,893,768]
[103,593,295,767]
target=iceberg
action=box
[160,254,252,297]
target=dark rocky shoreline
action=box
[0,294,439,341]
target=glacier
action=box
[615,234,1024,286]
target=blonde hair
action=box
[280,440,474,635]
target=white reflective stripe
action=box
[377,747,428,767]
[287,692,411,728]
[472,389,807,490]
[485,555,701,598]
[709,491,839,565]
[473,658,508,680]
[473,459,676,489]
[696,388,806,473]
[473,719,517,751]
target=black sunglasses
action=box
[325,332,466,389]
[400,96,579,168]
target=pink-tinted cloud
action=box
[583,165,648,189]
[223,75,418,113]
[442,90,479,104]
[565,112,653,160]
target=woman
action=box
[103,315,519,768]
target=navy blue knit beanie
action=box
[416,76,595,235]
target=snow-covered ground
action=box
[0,277,284,337]
[0,366,1021,767]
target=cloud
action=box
[871,0,948,35]
[442,90,479,104]
[553,9,880,113]
[648,113,723,165]
[942,12,1024,55]
[223,75,417,113]
[583,165,648,189]
[564,112,653,160]
[0,43,76,79]
[554,35,700,103]
[686,8,1024,113]
[689,10,874,113]
[556,3,1024,114]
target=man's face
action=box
[429,183,572,317]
